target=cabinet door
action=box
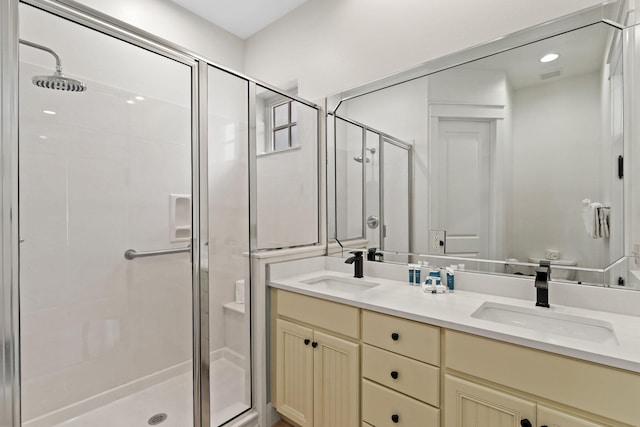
[538,405,606,427]
[313,330,360,427]
[445,375,536,427]
[276,319,314,427]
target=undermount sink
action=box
[471,302,618,345]
[301,275,380,294]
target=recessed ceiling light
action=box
[135,96,145,101]
[42,110,56,115]
[540,53,559,63]
[39,135,47,139]
[126,100,135,105]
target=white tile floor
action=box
[56,359,249,427]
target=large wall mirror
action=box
[328,17,631,287]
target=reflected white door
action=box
[434,119,491,258]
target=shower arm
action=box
[19,39,63,73]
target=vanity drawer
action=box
[362,379,439,427]
[276,290,359,338]
[362,344,439,407]
[362,310,439,365]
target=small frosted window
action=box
[274,128,289,151]
[269,98,300,152]
[274,103,289,127]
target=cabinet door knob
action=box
[311,341,318,348]
[520,420,532,427]
[391,332,399,341]
[390,371,399,379]
[391,414,399,423]
[304,339,310,346]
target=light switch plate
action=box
[633,243,640,265]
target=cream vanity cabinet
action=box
[444,330,640,427]
[361,310,440,426]
[271,289,640,427]
[273,290,360,427]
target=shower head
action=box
[20,39,87,92]
[32,71,86,92]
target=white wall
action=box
[244,0,603,100]
[256,98,319,249]
[74,0,245,70]
[511,72,603,274]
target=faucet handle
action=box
[350,250,363,257]
[535,260,552,279]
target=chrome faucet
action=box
[345,250,364,278]
[534,260,551,308]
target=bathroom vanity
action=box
[268,257,640,427]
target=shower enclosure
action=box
[330,115,413,261]
[1,1,320,426]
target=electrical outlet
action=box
[634,243,640,265]
[429,230,446,255]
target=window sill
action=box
[257,145,302,158]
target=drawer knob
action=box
[390,371,399,379]
[391,332,399,341]
[311,341,318,348]
[520,420,532,427]
[391,414,399,423]
[304,339,310,346]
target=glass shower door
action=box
[382,138,411,263]
[335,117,364,241]
[205,65,252,426]
[19,4,195,426]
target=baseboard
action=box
[266,402,281,426]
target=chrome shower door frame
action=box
[1,0,21,426]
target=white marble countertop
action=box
[269,268,640,373]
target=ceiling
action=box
[170,0,308,39]
[460,23,613,90]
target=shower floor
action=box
[55,358,249,427]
